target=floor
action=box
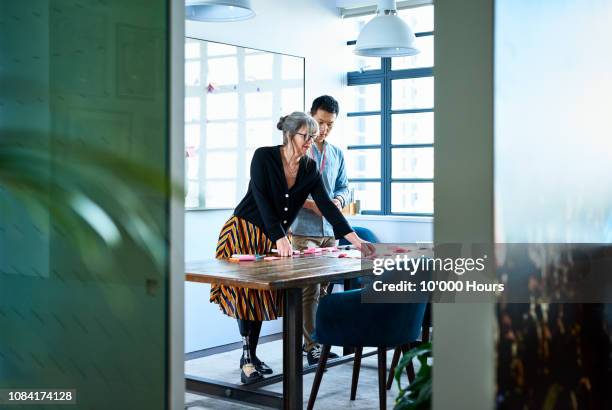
[185,339,409,409]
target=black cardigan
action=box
[234,145,353,242]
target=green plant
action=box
[1,132,182,272]
[394,342,432,410]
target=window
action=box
[185,39,304,209]
[343,5,434,215]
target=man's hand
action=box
[304,199,323,216]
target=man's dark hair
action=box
[310,95,339,116]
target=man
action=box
[291,95,349,365]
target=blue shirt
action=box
[291,141,349,237]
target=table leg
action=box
[283,288,303,410]
[343,279,355,356]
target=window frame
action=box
[346,30,434,216]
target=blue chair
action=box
[307,289,427,410]
[338,226,380,246]
[330,226,379,294]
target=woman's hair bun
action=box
[276,115,287,130]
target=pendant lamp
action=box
[354,0,419,57]
[186,0,255,22]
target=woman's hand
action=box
[275,236,293,257]
[344,232,376,257]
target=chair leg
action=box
[386,346,401,390]
[377,346,387,410]
[326,283,334,294]
[350,347,363,400]
[307,344,330,410]
[401,343,416,383]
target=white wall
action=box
[185,0,347,353]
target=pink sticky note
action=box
[231,254,256,261]
[338,253,347,258]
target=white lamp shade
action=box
[186,0,255,22]
[354,13,420,57]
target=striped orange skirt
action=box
[210,215,284,320]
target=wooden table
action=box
[185,254,370,410]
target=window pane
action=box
[349,182,381,212]
[185,61,201,86]
[186,155,199,179]
[344,44,381,72]
[206,122,237,148]
[392,147,434,179]
[207,92,238,120]
[391,35,434,70]
[246,120,275,148]
[206,152,237,178]
[346,149,381,178]
[185,123,200,149]
[345,83,380,113]
[246,91,273,118]
[185,97,200,122]
[342,14,374,42]
[392,77,434,110]
[391,182,433,214]
[281,88,304,114]
[207,57,238,85]
[245,149,255,179]
[282,56,304,80]
[345,115,381,146]
[397,5,434,33]
[245,54,273,81]
[186,180,200,208]
[391,112,434,144]
[204,180,236,208]
[185,40,200,59]
[207,42,236,57]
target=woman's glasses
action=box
[295,132,317,142]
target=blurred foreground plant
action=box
[394,342,432,410]
[0,132,182,273]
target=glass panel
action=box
[345,115,381,146]
[185,123,201,149]
[185,96,201,122]
[206,151,237,178]
[282,55,304,80]
[186,180,200,208]
[185,40,201,59]
[207,56,238,85]
[346,149,381,178]
[0,1,169,408]
[350,182,381,212]
[391,182,433,213]
[397,4,434,33]
[246,120,275,148]
[187,154,199,179]
[206,122,237,148]
[206,92,238,120]
[345,83,381,113]
[207,41,236,56]
[205,180,237,208]
[281,88,304,114]
[246,91,273,118]
[392,147,434,179]
[392,77,434,110]
[391,112,434,144]
[344,44,381,72]
[245,54,274,81]
[391,35,434,70]
[185,60,201,86]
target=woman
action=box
[211,111,370,384]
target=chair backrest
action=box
[339,226,380,245]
